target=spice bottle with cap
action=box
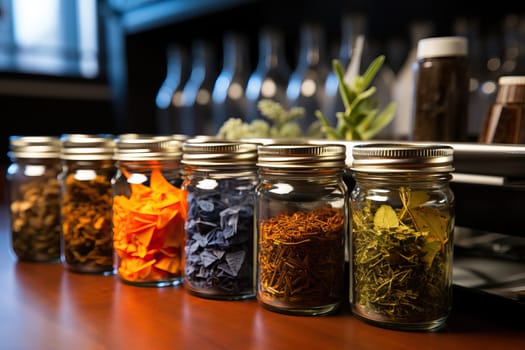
[112,134,186,287]
[411,36,469,142]
[255,143,347,315]
[181,141,258,299]
[59,134,116,275]
[6,136,62,262]
[349,143,455,331]
[479,75,525,144]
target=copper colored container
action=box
[479,76,525,144]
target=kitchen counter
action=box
[0,201,523,350]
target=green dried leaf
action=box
[373,205,399,229]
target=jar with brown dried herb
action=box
[7,136,62,262]
[59,134,116,275]
[112,134,186,287]
[182,140,258,299]
[350,143,455,331]
[255,143,348,316]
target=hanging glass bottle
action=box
[155,43,190,135]
[286,22,330,136]
[391,20,434,140]
[324,13,366,126]
[211,32,251,134]
[180,39,217,136]
[246,26,291,122]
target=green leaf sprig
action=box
[215,99,305,139]
[315,55,397,140]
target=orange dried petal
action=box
[154,256,181,274]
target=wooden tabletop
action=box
[0,201,524,350]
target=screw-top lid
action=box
[495,75,525,104]
[498,76,525,85]
[257,144,346,169]
[60,134,115,160]
[113,134,182,161]
[182,141,258,167]
[417,36,468,59]
[351,143,454,173]
[8,135,61,159]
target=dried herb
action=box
[61,172,114,272]
[184,182,254,296]
[351,186,452,322]
[10,178,61,261]
[258,206,345,308]
[113,168,187,283]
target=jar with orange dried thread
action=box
[111,134,186,287]
[255,143,348,316]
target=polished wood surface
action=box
[1,201,524,350]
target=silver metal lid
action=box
[256,144,346,169]
[60,134,116,160]
[113,134,182,161]
[182,141,258,167]
[8,135,61,159]
[351,143,454,173]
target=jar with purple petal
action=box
[181,140,258,300]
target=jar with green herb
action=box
[7,136,62,262]
[255,143,348,316]
[349,143,455,331]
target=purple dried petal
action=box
[197,199,214,212]
[226,250,246,277]
[201,250,219,267]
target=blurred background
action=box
[1,0,525,163]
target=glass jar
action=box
[245,26,291,122]
[112,134,186,287]
[479,75,525,144]
[181,141,258,299]
[411,36,469,142]
[6,136,62,262]
[349,143,455,331]
[255,143,347,315]
[59,134,116,275]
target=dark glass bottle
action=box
[155,43,190,134]
[286,22,330,135]
[411,36,469,142]
[211,32,251,133]
[324,14,366,126]
[180,39,217,136]
[246,27,291,122]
